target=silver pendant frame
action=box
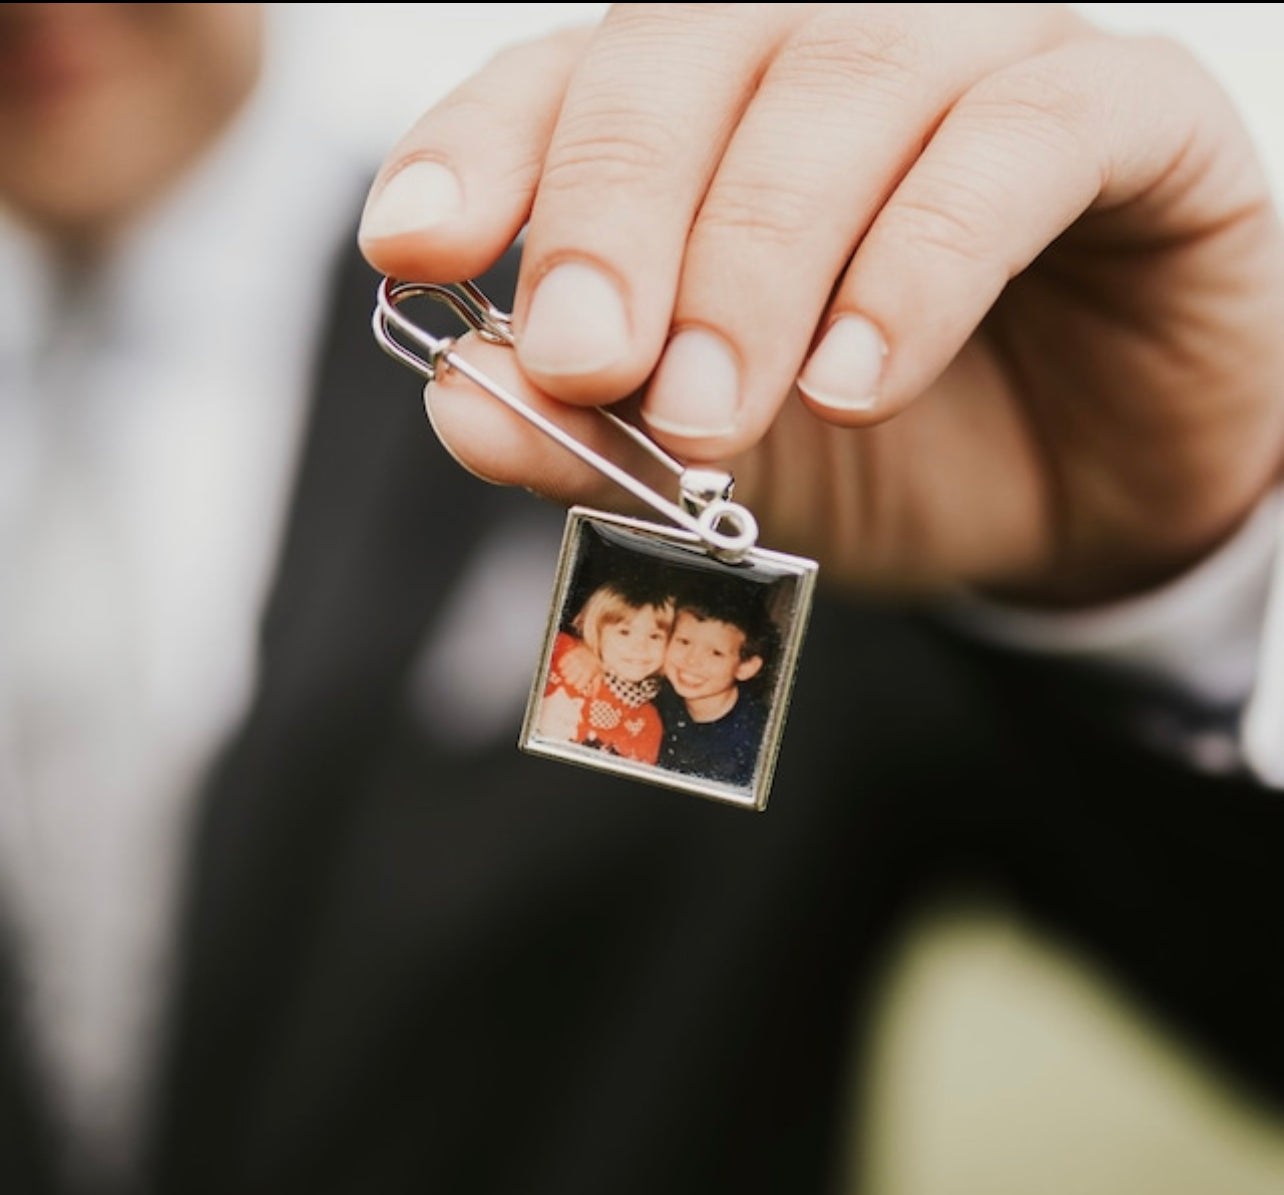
[520,505,817,811]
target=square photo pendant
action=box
[520,506,818,811]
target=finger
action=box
[424,332,694,517]
[358,26,592,283]
[508,3,802,403]
[795,31,1256,425]
[632,3,1076,460]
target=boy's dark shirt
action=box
[656,682,767,786]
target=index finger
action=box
[361,6,801,406]
[358,24,592,283]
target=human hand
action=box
[359,4,1284,606]
[558,640,603,696]
[536,686,586,743]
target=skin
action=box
[596,605,670,682]
[359,3,1284,609]
[664,612,763,724]
[0,3,263,258]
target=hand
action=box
[557,640,604,696]
[359,4,1284,606]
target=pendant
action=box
[374,277,817,811]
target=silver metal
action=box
[374,277,759,561]
[520,505,819,812]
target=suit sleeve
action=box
[935,487,1284,785]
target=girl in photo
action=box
[538,579,675,764]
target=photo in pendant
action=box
[520,506,818,811]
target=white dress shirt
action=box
[0,40,558,1189]
[0,57,367,1188]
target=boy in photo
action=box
[655,582,776,788]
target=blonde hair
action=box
[573,581,675,658]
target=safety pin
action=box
[373,277,759,561]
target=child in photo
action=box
[654,582,775,787]
[538,579,675,764]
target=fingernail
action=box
[797,315,888,411]
[359,160,464,240]
[642,328,740,439]
[519,262,631,376]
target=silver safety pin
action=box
[372,277,759,561]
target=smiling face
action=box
[597,604,670,683]
[664,610,762,720]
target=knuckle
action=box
[879,178,1007,278]
[539,105,682,197]
[964,59,1094,153]
[698,175,821,247]
[429,90,508,140]
[774,10,923,97]
[607,3,737,33]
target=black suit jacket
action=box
[139,240,899,1195]
[5,231,1283,1195]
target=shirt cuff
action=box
[1240,488,1284,785]
[936,487,1283,731]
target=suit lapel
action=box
[148,234,521,1184]
[0,924,59,1193]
